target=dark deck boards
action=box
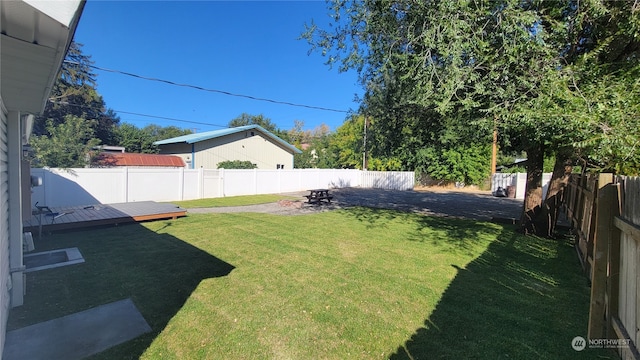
[23,201,186,233]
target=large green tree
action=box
[114,124,156,154]
[304,0,640,236]
[294,124,337,169]
[35,42,120,146]
[331,115,366,169]
[30,115,101,168]
[228,113,278,133]
[228,112,295,143]
[142,124,192,143]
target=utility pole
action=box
[491,117,498,175]
[362,116,368,170]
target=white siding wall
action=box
[0,99,9,357]
[157,143,193,168]
[194,131,293,170]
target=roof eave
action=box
[1,0,86,114]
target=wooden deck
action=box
[23,201,186,233]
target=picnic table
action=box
[305,189,333,204]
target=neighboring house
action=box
[154,125,302,170]
[0,0,84,355]
[96,145,126,153]
[92,152,185,168]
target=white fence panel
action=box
[490,172,551,199]
[223,169,257,196]
[182,170,201,200]
[256,170,282,195]
[30,167,417,207]
[31,168,126,207]
[328,169,361,188]
[279,169,302,192]
[491,173,516,193]
[202,169,221,199]
[361,171,415,190]
[297,169,323,190]
[127,168,182,202]
[542,173,552,200]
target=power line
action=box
[115,110,227,128]
[64,60,351,114]
[48,100,228,128]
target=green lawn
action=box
[171,194,296,208]
[9,207,613,359]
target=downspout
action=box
[8,111,24,307]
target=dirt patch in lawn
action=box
[188,187,523,221]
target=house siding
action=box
[0,98,9,356]
[194,130,293,169]
[157,143,194,168]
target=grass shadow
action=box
[7,221,234,359]
[388,227,614,359]
[342,207,504,255]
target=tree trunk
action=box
[520,144,545,235]
[533,148,573,238]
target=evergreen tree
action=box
[34,42,120,147]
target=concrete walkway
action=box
[3,298,151,360]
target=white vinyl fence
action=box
[30,168,415,208]
[490,172,553,199]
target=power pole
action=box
[491,117,498,175]
[362,116,368,170]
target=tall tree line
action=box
[30,42,192,167]
[303,0,640,236]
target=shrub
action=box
[217,160,257,169]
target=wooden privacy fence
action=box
[564,174,640,359]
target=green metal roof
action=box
[153,125,302,154]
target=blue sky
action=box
[73,1,362,132]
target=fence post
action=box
[123,167,129,203]
[516,173,527,199]
[254,168,258,195]
[198,167,204,199]
[606,182,622,340]
[219,168,224,198]
[588,173,615,340]
[178,167,184,201]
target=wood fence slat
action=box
[588,174,615,339]
[636,242,640,350]
[564,175,640,358]
[620,177,640,354]
[620,234,629,335]
[607,184,622,339]
[616,217,640,242]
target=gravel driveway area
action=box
[187,187,523,221]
